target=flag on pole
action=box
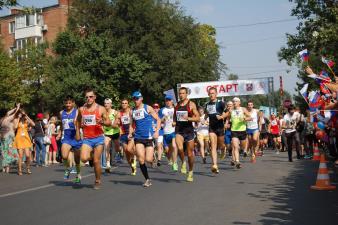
[298,49,309,62]
[319,70,332,83]
[321,56,335,68]
[299,83,309,102]
[308,91,321,113]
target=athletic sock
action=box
[139,163,149,180]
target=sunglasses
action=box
[86,95,94,99]
[133,97,141,101]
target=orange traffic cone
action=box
[312,144,320,161]
[311,154,336,191]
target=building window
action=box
[9,21,15,34]
[16,14,38,29]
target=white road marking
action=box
[0,173,94,198]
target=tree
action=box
[51,0,221,105]
[0,0,17,9]
[278,0,338,106]
[0,47,32,112]
[227,73,239,80]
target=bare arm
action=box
[188,101,200,122]
[148,106,161,139]
[243,108,253,121]
[101,106,112,126]
[112,111,121,128]
[75,107,83,141]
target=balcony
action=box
[15,25,42,40]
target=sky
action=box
[0,0,300,94]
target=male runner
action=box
[114,99,136,175]
[224,97,252,169]
[103,98,120,172]
[159,95,178,171]
[58,96,82,183]
[129,91,161,187]
[246,100,260,163]
[76,89,111,190]
[152,103,165,167]
[205,87,226,174]
[173,87,200,182]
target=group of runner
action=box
[56,87,293,190]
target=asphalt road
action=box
[0,151,337,225]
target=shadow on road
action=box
[240,159,338,225]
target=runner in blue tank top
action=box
[130,91,161,187]
[57,95,82,183]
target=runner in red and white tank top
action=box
[113,99,136,176]
[76,89,111,190]
[268,114,281,153]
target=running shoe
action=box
[157,160,161,167]
[251,157,256,163]
[187,171,194,182]
[168,160,173,166]
[105,167,111,173]
[131,166,136,176]
[172,162,178,172]
[89,159,94,167]
[180,161,187,174]
[211,165,219,174]
[63,170,70,180]
[70,167,77,174]
[73,175,81,184]
[202,157,207,164]
[236,162,242,169]
[143,179,152,187]
[243,152,248,157]
[220,151,226,160]
[93,181,101,190]
[230,160,235,166]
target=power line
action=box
[236,68,297,77]
[221,36,285,46]
[215,18,298,29]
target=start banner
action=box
[178,78,270,99]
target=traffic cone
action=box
[312,144,320,161]
[311,154,336,191]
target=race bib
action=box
[83,115,96,126]
[271,120,277,126]
[121,115,130,125]
[62,119,72,130]
[176,111,188,122]
[207,104,217,114]
[133,109,145,120]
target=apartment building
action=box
[0,0,71,55]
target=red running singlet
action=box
[81,104,104,139]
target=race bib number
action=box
[83,115,96,126]
[121,116,130,125]
[176,111,188,122]
[165,111,174,121]
[62,119,72,129]
[133,109,145,120]
[207,104,217,114]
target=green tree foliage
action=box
[278,0,338,107]
[0,0,17,9]
[50,0,221,106]
[0,47,32,111]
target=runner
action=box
[258,111,269,156]
[195,107,209,164]
[159,95,178,171]
[114,99,136,175]
[129,91,161,187]
[173,87,200,182]
[269,114,281,154]
[103,98,120,173]
[224,97,252,169]
[245,100,260,163]
[58,96,83,183]
[205,87,226,174]
[76,89,111,189]
[152,103,164,167]
[224,101,233,158]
